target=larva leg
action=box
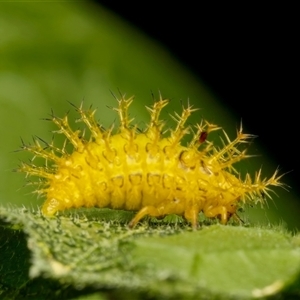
[41,198,66,216]
[184,206,200,230]
[203,206,228,224]
[128,206,162,228]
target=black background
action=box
[94,1,298,194]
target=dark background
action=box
[95,1,298,193]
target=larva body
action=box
[20,95,283,228]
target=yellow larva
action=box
[19,95,283,228]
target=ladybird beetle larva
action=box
[19,94,284,229]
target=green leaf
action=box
[1,207,300,299]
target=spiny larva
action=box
[19,94,284,228]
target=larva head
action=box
[17,94,285,227]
